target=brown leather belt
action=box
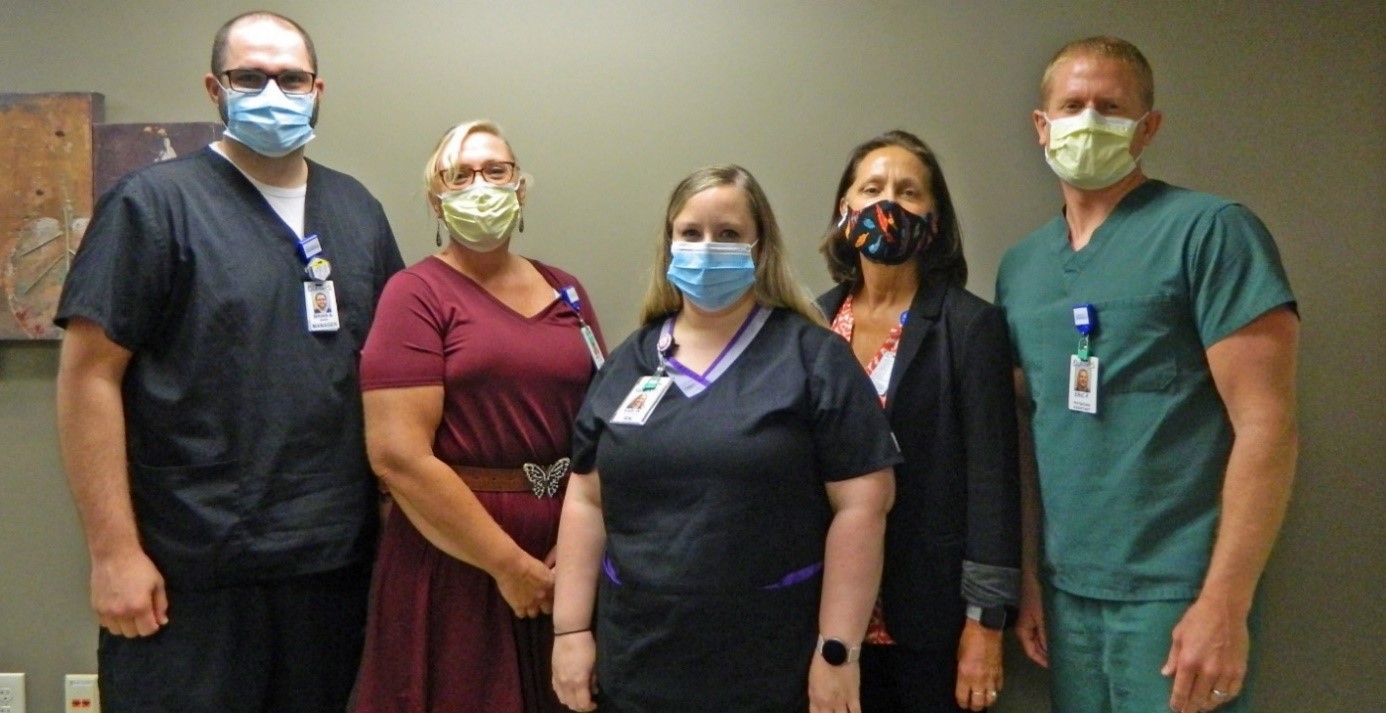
[450,458,571,499]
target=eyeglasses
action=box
[220,68,317,96]
[439,161,517,188]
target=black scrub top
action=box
[572,307,900,712]
[56,148,404,587]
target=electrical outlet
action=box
[0,672,27,713]
[65,674,99,712]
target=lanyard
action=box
[558,285,605,369]
[655,328,675,377]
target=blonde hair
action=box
[639,164,825,326]
[1041,36,1155,111]
[421,119,517,215]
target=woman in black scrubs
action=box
[552,164,900,713]
[816,131,1021,712]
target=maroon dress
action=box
[352,256,603,713]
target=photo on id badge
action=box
[611,375,672,426]
[305,280,340,332]
[1068,355,1098,414]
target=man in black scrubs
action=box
[54,12,403,712]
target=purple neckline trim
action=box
[665,304,762,381]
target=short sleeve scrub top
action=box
[572,306,901,712]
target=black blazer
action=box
[818,282,1020,652]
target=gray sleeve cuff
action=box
[961,560,1020,608]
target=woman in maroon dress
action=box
[351,120,604,712]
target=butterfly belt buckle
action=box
[522,457,571,499]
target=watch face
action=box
[980,606,1008,630]
[820,638,849,666]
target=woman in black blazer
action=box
[816,130,1021,713]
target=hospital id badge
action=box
[611,375,672,425]
[304,280,340,333]
[869,351,896,399]
[1068,355,1098,414]
[581,325,605,370]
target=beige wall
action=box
[1,1,1381,710]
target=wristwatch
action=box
[966,604,1009,630]
[815,635,862,666]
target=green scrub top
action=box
[996,180,1295,601]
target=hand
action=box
[494,554,555,618]
[544,544,558,569]
[1016,575,1049,668]
[90,548,168,638]
[808,656,860,713]
[1161,596,1248,713]
[551,630,598,712]
[955,619,1003,711]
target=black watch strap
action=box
[815,635,862,666]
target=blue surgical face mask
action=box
[666,241,757,312]
[220,82,317,158]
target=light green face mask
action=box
[438,182,521,252]
[1044,108,1147,190]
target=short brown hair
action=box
[1040,35,1154,110]
[819,130,967,289]
[211,12,317,76]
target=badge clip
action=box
[1073,304,1096,361]
[304,256,332,282]
[297,233,323,263]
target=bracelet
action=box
[554,627,591,637]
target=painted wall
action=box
[1,1,1380,710]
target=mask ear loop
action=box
[1131,112,1153,164]
[432,188,446,246]
[516,174,529,233]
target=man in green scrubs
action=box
[996,36,1299,713]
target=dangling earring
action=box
[435,219,443,247]
[518,209,525,234]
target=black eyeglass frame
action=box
[219,68,319,96]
